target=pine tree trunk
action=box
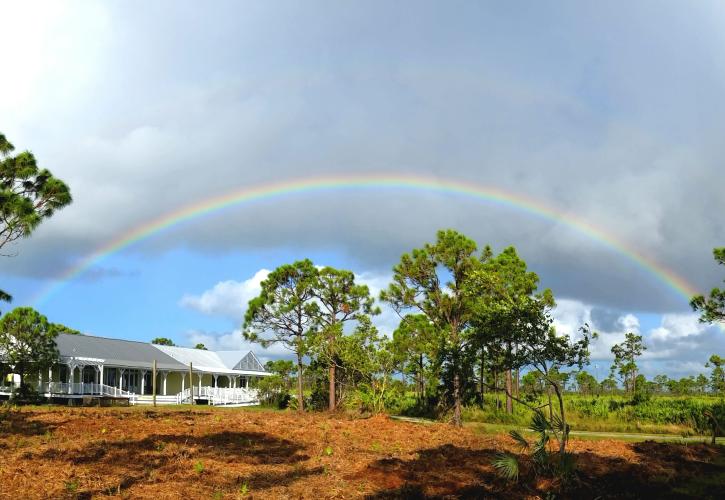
[505,369,513,414]
[418,353,424,400]
[453,371,462,427]
[493,370,499,410]
[329,364,336,411]
[296,353,304,412]
[479,351,485,408]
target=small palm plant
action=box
[493,409,576,483]
[704,409,723,445]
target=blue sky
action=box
[0,1,723,379]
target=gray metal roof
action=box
[56,334,188,370]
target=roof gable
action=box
[234,351,265,372]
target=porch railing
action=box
[42,382,136,400]
[176,386,259,405]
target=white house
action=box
[0,333,271,406]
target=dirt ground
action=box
[0,406,722,499]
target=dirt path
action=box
[391,415,725,443]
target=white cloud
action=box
[0,2,723,315]
[619,314,640,333]
[185,329,245,351]
[355,271,401,336]
[552,298,593,337]
[184,328,295,364]
[0,2,110,120]
[650,313,707,342]
[179,267,402,338]
[179,269,270,320]
[551,298,724,377]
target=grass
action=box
[458,394,725,436]
[467,421,725,444]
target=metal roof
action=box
[152,345,269,375]
[56,334,188,370]
[216,350,266,372]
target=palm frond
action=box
[551,413,570,438]
[532,434,550,466]
[492,452,520,482]
[508,429,530,452]
[530,410,550,434]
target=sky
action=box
[0,1,723,379]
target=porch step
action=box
[133,395,178,405]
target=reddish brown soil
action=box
[0,406,722,499]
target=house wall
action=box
[27,364,261,396]
[164,372,184,395]
[160,372,238,393]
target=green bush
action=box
[256,375,291,409]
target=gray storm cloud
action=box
[1,1,723,313]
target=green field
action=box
[457,394,725,435]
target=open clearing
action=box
[0,407,723,499]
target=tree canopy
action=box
[610,332,646,395]
[0,307,60,394]
[309,266,379,411]
[381,229,482,426]
[151,337,175,346]
[690,247,725,324]
[244,259,319,411]
[0,134,73,252]
[0,133,73,304]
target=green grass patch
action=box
[458,394,725,436]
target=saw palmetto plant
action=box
[492,409,577,483]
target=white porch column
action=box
[213,374,218,388]
[198,372,202,392]
[99,365,104,388]
[181,372,185,392]
[162,372,168,396]
[67,364,74,394]
[140,370,147,395]
[48,366,52,393]
[79,364,86,393]
[119,368,125,390]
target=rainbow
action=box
[33,173,699,306]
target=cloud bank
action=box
[1,2,723,316]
